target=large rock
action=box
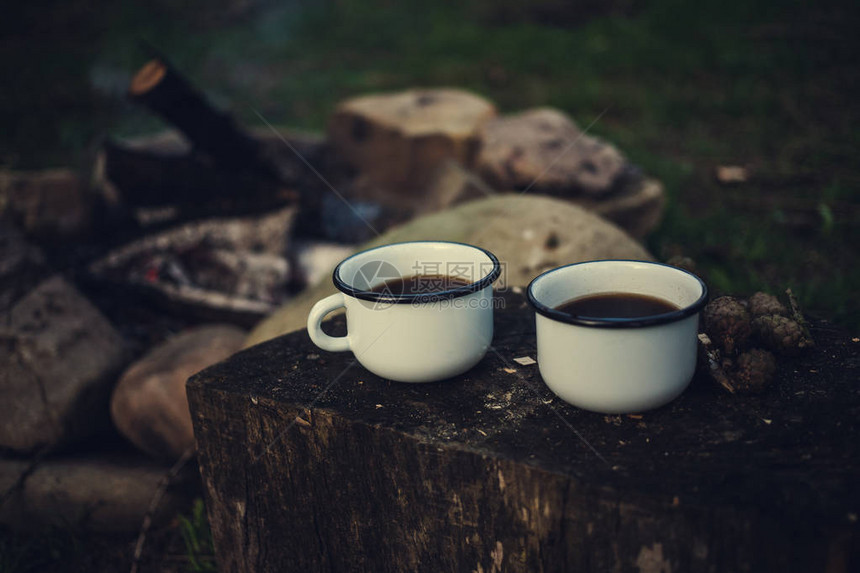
[245,194,650,347]
[0,454,196,532]
[0,275,127,453]
[476,108,665,237]
[111,324,246,461]
[328,89,497,208]
[477,108,627,196]
[0,169,94,240]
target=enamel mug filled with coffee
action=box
[527,260,708,413]
[307,241,501,383]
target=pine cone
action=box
[748,292,788,317]
[732,348,777,393]
[753,314,812,353]
[702,296,752,355]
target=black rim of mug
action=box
[527,259,709,328]
[333,241,502,304]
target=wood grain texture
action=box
[188,291,860,572]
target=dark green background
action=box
[2,0,858,329]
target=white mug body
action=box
[528,260,707,413]
[343,287,493,382]
[307,241,501,383]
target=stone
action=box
[345,157,496,216]
[0,275,127,453]
[328,88,497,207]
[0,222,50,311]
[476,108,665,238]
[111,324,246,461]
[292,240,358,288]
[477,108,626,197]
[0,168,94,240]
[415,159,496,213]
[301,161,495,245]
[245,194,650,347]
[0,453,196,533]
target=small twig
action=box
[699,333,735,393]
[786,288,815,347]
[130,447,195,573]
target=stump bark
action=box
[188,291,859,572]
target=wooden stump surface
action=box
[188,291,859,572]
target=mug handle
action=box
[307,293,351,352]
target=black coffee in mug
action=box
[370,274,471,296]
[555,292,679,319]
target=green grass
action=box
[177,498,216,572]
[2,0,858,328]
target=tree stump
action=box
[188,291,859,572]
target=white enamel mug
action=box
[527,260,708,413]
[307,241,501,383]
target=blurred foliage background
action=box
[1,0,858,329]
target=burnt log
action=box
[86,206,297,327]
[99,139,296,211]
[188,291,860,572]
[129,58,269,176]
[109,59,340,215]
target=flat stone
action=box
[0,453,196,533]
[245,194,649,347]
[476,108,665,237]
[111,324,246,461]
[0,275,127,453]
[477,108,628,197]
